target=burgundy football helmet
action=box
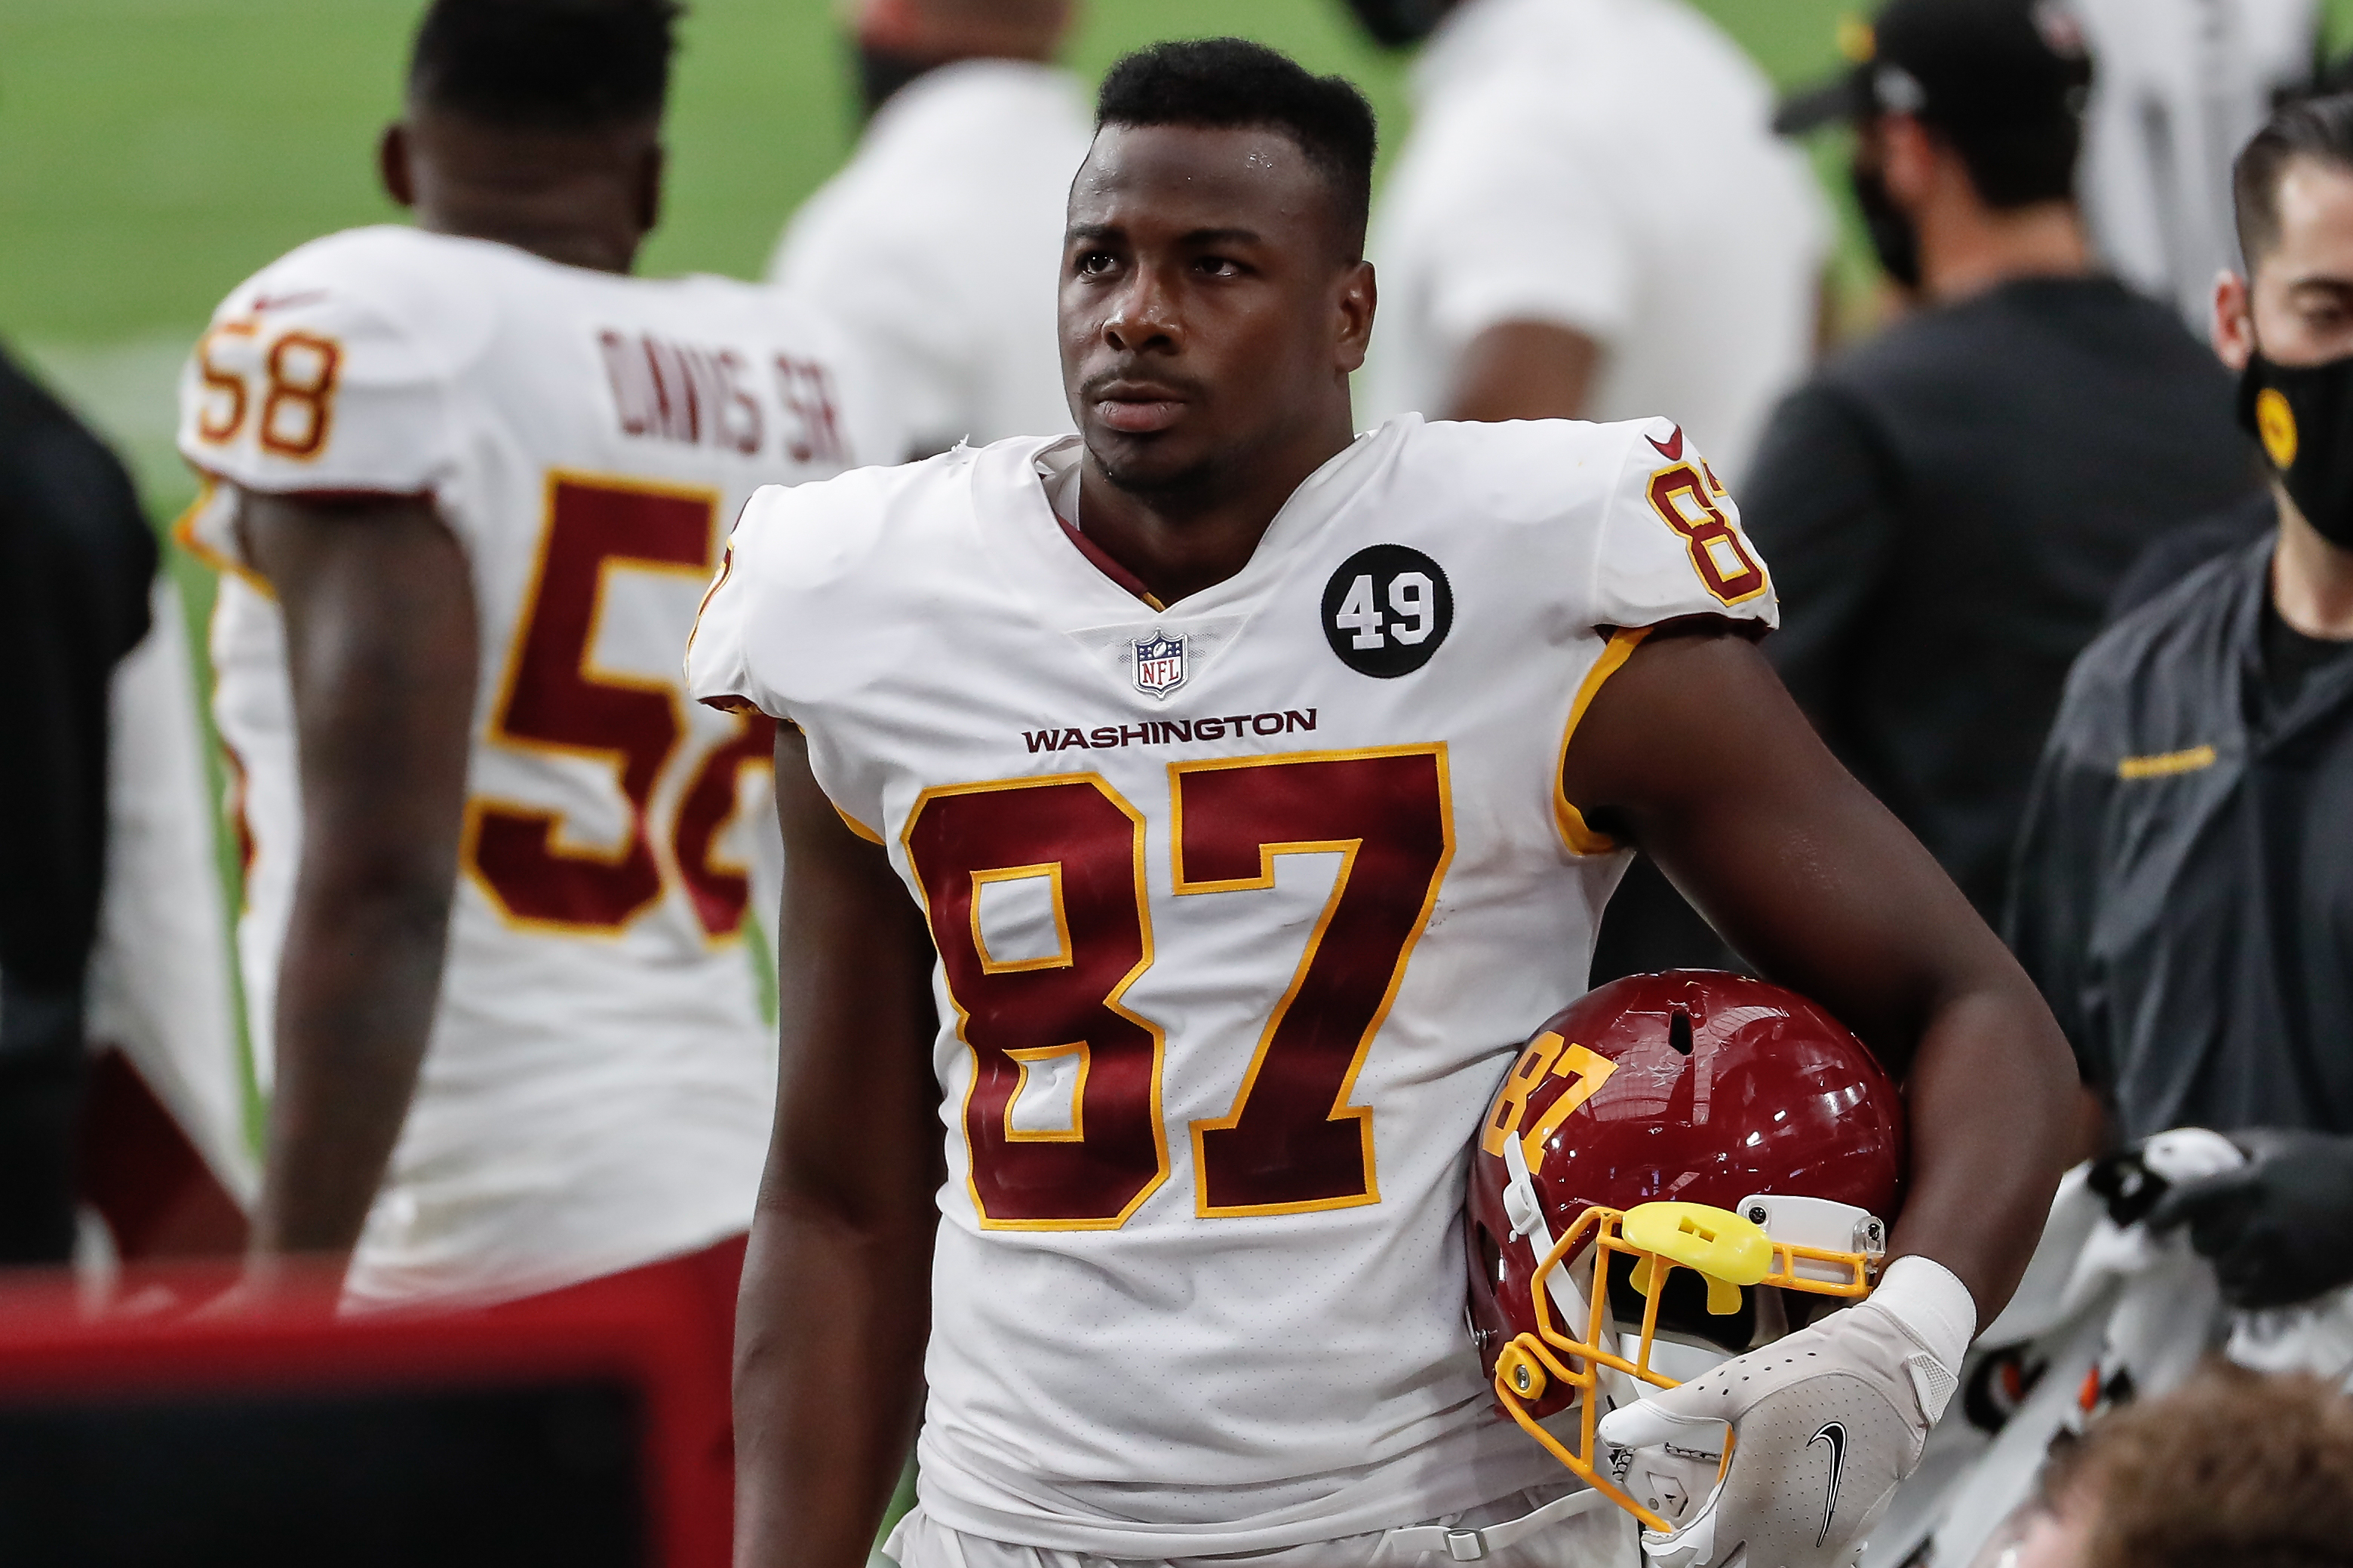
[1464,971,1905,1529]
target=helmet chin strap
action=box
[1503,1134,1593,1334]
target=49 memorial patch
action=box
[1322,545,1452,677]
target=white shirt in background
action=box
[1365,0,1830,483]
[2075,0,2317,333]
[771,59,1095,456]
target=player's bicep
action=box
[766,725,939,1220]
[1561,630,2007,1066]
[241,489,478,891]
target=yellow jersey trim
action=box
[1553,627,1652,855]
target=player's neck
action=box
[1075,414,1358,606]
[390,116,656,277]
[416,207,642,275]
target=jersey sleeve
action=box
[1585,417,1780,634]
[683,486,790,722]
[175,256,462,505]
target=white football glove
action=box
[1594,1256,1975,1568]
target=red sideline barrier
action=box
[0,1257,733,1566]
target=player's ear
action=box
[1334,259,1377,376]
[1877,114,1938,209]
[633,140,665,244]
[2213,268,2256,370]
[379,123,417,210]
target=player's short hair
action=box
[1095,38,1378,261]
[2053,1362,2353,1568]
[407,0,681,130]
[2235,93,2353,272]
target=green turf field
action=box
[7,0,2351,1159]
[12,0,2352,515]
[0,0,1894,518]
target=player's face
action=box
[1061,124,1373,496]
[2244,156,2353,367]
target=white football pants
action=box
[881,1486,1638,1568]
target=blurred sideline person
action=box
[769,0,1090,457]
[1353,0,1829,484]
[2074,0,2319,333]
[2010,95,2353,1309]
[1347,0,1832,982]
[1746,0,2253,934]
[173,0,891,1339]
[1995,1364,2353,1568]
[0,343,155,1265]
[706,38,2076,1568]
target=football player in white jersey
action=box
[172,0,892,1331]
[697,39,2071,1568]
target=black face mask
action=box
[2241,348,2353,548]
[855,41,945,121]
[1850,161,1922,293]
[1341,0,1451,48]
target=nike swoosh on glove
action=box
[1593,1256,1975,1568]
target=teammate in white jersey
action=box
[700,41,2072,1568]
[172,0,892,1315]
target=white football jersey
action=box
[174,225,898,1305]
[687,414,1777,1557]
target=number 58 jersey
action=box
[175,226,898,1305]
[687,416,1777,1557]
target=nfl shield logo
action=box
[1132,631,1187,698]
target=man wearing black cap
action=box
[1743,0,2254,932]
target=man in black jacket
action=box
[0,344,155,1264]
[1745,0,2257,928]
[2011,94,2353,1313]
[1597,0,2257,980]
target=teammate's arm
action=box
[1442,320,1600,423]
[239,490,478,1265]
[1560,627,2074,1318]
[735,724,940,1568]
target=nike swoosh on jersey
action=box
[1647,426,1685,461]
[1808,1421,1848,1548]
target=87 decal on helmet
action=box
[1464,971,1905,1536]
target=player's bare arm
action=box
[1560,626,2075,1316]
[1442,320,1600,423]
[238,491,478,1262]
[733,725,939,1568]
